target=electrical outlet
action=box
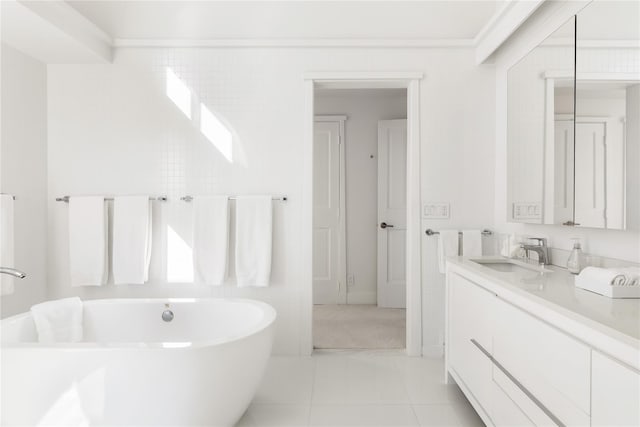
[513,202,542,220]
[347,274,355,287]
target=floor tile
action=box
[312,353,410,404]
[412,404,463,426]
[309,405,419,426]
[236,404,311,427]
[253,357,315,405]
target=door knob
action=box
[380,222,394,229]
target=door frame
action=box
[314,115,347,304]
[302,72,423,356]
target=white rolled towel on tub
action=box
[235,196,272,287]
[30,297,83,343]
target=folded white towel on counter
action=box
[438,230,459,274]
[112,196,152,285]
[462,230,482,257]
[30,297,83,343]
[0,195,15,296]
[235,196,272,287]
[575,267,640,298]
[69,197,107,287]
[193,196,230,286]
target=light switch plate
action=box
[512,202,542,220]
[423,203,450,219]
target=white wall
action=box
[627,85,640,232]
[314,89,407,305]
[494,1,640,264]
[0,44,48,317]
[47,47,496,355]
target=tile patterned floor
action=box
[236,350,484,427]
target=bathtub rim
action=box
[1,297,276,350]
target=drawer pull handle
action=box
[470,339,565,427]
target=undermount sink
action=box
[470,258,552,274]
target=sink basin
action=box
[470,258,552,274]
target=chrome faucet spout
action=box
[520,237,549,266]
[0,267,26,279]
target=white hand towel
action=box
[30,297,83,343]
[193,196,229,286]
[438,230,459,274]
[235,196,272,287]
[69,197,107,287]
[0,195,15,295]
[462,230,483,257]
[113,196,152,285]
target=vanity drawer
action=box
[448,273,495,412]
[493,298,591,426]
[591,351,640,426]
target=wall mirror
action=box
[507,0,640,230]
[574,0,640,230]
[507,17,575,225]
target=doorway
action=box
[312,88,408,350]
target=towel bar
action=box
[0,193,16,200]
[55,196,168,203]
[426,229,492,236]
[180,195,287,202]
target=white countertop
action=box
[447,256,640,369]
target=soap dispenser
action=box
[567,238,586,274]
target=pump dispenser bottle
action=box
[567,238,586,274]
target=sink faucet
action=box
[520,238,549,266]
[0,267,26,279]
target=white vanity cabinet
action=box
[447,273,495,418]
[446,259,640,427]
[591,351,640,426]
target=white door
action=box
[575,121,606,228]
[554,119,575,224]
[377,119,407,308]
[313,120,346,304]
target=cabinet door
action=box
[493,297,591,426]
[491,371,536,427]
[592,351,640,426]
[448,273,495,414]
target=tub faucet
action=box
[0,267,26,279]
[520,238,549,266]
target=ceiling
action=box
[65,1,504,42]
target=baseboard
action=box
[422,344,444,358]
[346,291,376,305]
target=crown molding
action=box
[112,38,474,49]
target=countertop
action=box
[447,256,640,369]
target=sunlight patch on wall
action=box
[165,68,191,119]
[200,103,233,163]
[167,225,193,282]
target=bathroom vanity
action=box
[445,256,640,427]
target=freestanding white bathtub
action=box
[1,298,276,426]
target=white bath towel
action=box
[193,196,230,286]
[30,297,83,343]
[462,230,482,257]
[235,196,272,287]
[113,196,152,285]
[0,195,15,295]
[438,230,459,274]
[69,197,107,287]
